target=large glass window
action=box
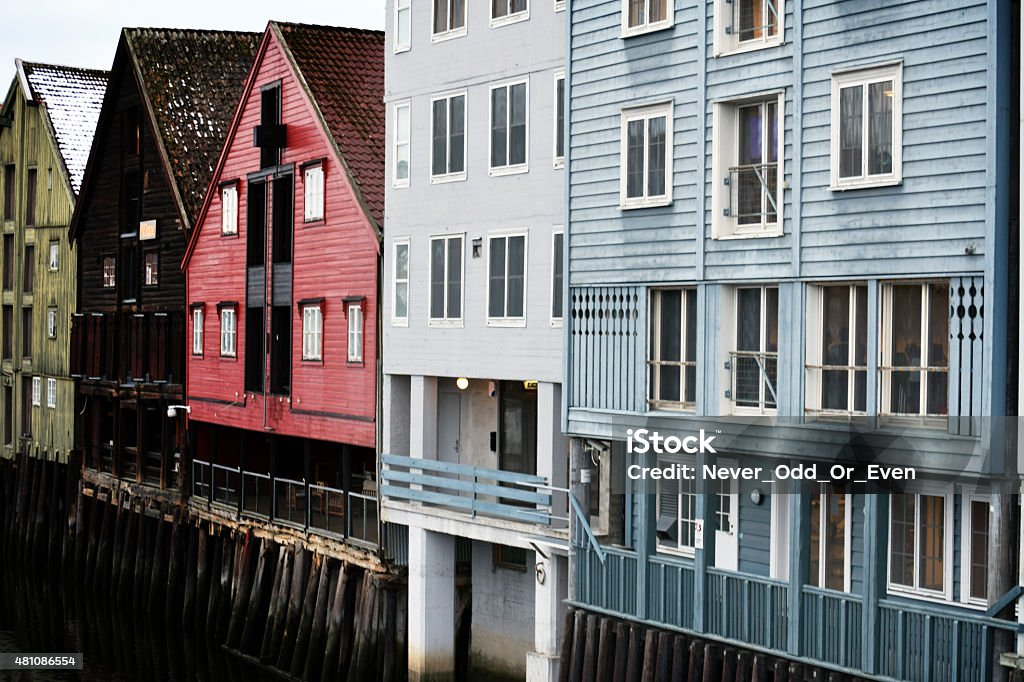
[648,288,697,410]
[882,282,948,419]
[487,234,527,321]
[890,492,948,596]
[733,286,778,411]
[811,284,868,414]
[832,64,902,188]
[490,81,528,172]
[429,235,463,322]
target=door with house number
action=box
[715,471,739,570]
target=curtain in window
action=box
[839,86,863,178]
[509,84,527,166]
[647,116,666,197]
[868,80,893,175]
[626,119,645,198]
[430,240,445,318]
[446,238,462,317]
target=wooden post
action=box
[990,486,1016,682]
[259,544,288,662]
[787,483,810,658]
[861,492,888,675]
[289,552,324,677]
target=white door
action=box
[437,390,461,464]
[714,471,739,570]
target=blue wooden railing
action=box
[801,586,863,669]
[706,567,789,651]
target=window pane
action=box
[452,0,465,28]
[510,84,527,166]
[647,116,666,197]
[737,288,761,352]
[626,119,644,198]
[491,88,507,167]
[969,500,989,601]
[839,86,863,179]
[492,0,507,19]
[868,80,894,176]
[764,287,778,407]
[552,233,563,318]
[890,285,922,414]
[432,99,448,175]
[555,78,565,159]
[809,494,822,587]
[507,235,525,317]
[430,239,445,318]
[629,0,644,28]
[738,105,762,165]
[824,493,846,591]
[890,494,916,587]
[656,290,681,403]
[927,283,949,415]
[821,286,851,411]
[738,0,762,41]
[489,238,507,317]
[649,0,665,23]
[434,0,447,32]
[396,283,408,319]
[447,238,462,318]
[512,0,526,13]
[919,495,945,592]
[449,96,465,173]
[684,289,697,402]
[854,285,868,412]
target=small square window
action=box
[620,102,673,208]
[831,63,903,190]
[220,307,237,357]
[491,0,528,27]
[144,251,158,286]
[493,544,529,571]
[433,0,466,39]
[302,305,323,361]
[304,165,325,222]
[347,303,364,363]
[714,0,783,55]
[221,184,238,235]
[46,307,57,340]
[46,378,56,409]
[622,0,672,36]
[102,256,116,288]
[48,241,59,271]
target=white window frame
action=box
[654,455,697,558]
[393,101,411,188]
[392,238,410,327]
[347,303,364,363]
[553,72,565,169]
[486,231,528,327]
[432,0,467,42]
[830,62,903,190]
[619,101,673,209]
[430,92,467,183]
[960,491,990,608]
[550,229,564,327]
[46,307,57,340]
[804,283,869,416]
[488,79,530,176]
[713,0,784,56]
[395,0,411,53]
[220,307,237,357]
[621,0,673,37]
[428,234,464,327]
[46,377,56,409]
[192,307,204,356]
[728,285,779,416]
[302,304,323,361]
[303,164,325,222]
[808,485,852,593]
[221,184,238,235]
[31,376,40,407]
[102,256,116,288]
[887,486,954,603]
[648,287,699,412]
[554,0,565,11]
[711,92,784,239]
[144,250,158,286]
[48,241,58,271]
[491,0,529,27]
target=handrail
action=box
[569,492,605,564]
[381,453,548,486]
[879,597,1024,631]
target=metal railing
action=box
[211,464,240,508]
[192,459,211,499]
[241,470,271,518]
[804,364,868,416]
[647,358,697,411]
[728,350,778,410]
[274,477,306,528]
[726,163,778,226]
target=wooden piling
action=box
[240,538,274,655]
[582,612,599,682]
[320,561,348,679]
[289,552,324,677]
[596,617,615,680]
[182,523,199,628]
[226,532,257,648]
[569,609,587,682]
[304,558,336,682]
[276,547,309,669]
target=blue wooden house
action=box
[563,0,1020,679]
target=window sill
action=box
[301,357,324,364]
[192,353,203,358]
[220,231,239,239]
[621,197,672,210]
[489,164,529,177]
[428,319,464,329]
[219,354,237,360]
[392,318,409,328]
[394,44,411,55]
[553,159,565,170]
[430,172,467,185]
[731,405,777,417]
[655,545,696,561]
[346,359,365,366]
[830,177,902,192]
[621,20,674,39]
[646,405,697,416]
[715,37,783,58]
[431,28,467,44]
[555,1,565,11]
[886,585,953,606]
[392,179,410,189]
[550,318,563,328]
[490,11,529,28]
[713,226,783,240]
[486,318,526,328]
[303,218,326,226]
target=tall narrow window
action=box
[551,231,564,321]
[302,304,323,361]
[25,169,36,226]
[21,308,31,360]
[47,307,57,339]
[732,286,778,412]
[31,376,40,407]
[809,284,868,415]
[21,379,31,438]
[890,492,950,597]
[831,64,902,188]
[965,497,989,604]
[431,94,466,179]
[2,306,11,360]
[2,235,12,291]
[429,235,463,323]
[809,486,849,591]
[102,256,116,288]
[881,282,948,420]
[487,234,527,322]
[393,239,410,325]
[656,458,697,555]
[490,81,528,172]
[347,304,364,362]
[620,102,672,207]
[22,246,33,293]
[192,306,204,356]
[433,0,466,37]
[394,102,411,186]
[221,184,238,235]
[734,100,779,227]
[259,84,283,169]
[46,378,56,409]
[395,0,411,51]
[623,0,670,35]
[220,307,237,357]
[648,288,697,410]
[492,0,528,24]
[553,74,565,167]
[303,164,325,222]
[143,250,159,286]
[48,241,59,271]
[2,165,13,221]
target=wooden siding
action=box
[185,34,378,448]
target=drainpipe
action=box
[1018,0,1024,663]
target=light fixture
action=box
[456,377,469,390]
[166,404,192,418]
[472,238,482,258]
[750,489,763,506]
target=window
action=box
[490,81,528,174]
[347,303,364,363]
[620,102,672,208]
[492,0,527,26]
[433,0,466,38]
[2,235,11,291]
[192,306,204,356]
[649,288,697,410]
[46,307,57,340]
[22,245,33,293]
[143,250,158,286]
[102,256,116,288]
[21,379,31,437]
[831,63,902,189]
[220,307,237,357]
[393,102,411,187]
[2,165,13,221]
[31,376,40,407]
[807,284,868,415]
[2,306,11,360]
[48,241,59,271]
[714,0,782,54]
[880,282,948,420]
[303,164,325,222]
[656,457,697,556]
[395,0,411,52]
[25,169,36,226]
[809,486,850,591]
[731,286,778,412]
[493,544,529,570]
[21,308,31,360]
[431,94,466,180]
[553,73,565,168]
[551,231,563,323]
[46,378,56,409]
[221,184,238,235]
[962,495,989,605]
[889,490,952,599]
[429,235,463,323]
[393,239,410,326]
[302,304,323,361]
[487,233,527,323]
[622,0,671,36]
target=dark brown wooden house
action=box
[69,28,259,489]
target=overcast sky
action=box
[0,1,384,77]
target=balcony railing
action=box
[728,350,777,410]
[71,311,184,384]
[380,453,568,530]
[726,163,778,226]
[706,567,788,651]
[190,459,379,548]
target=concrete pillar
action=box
[527,552,566,682]
[537,382,567,522]
[408,527,456,682]
[410,375,438,461]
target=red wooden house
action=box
[182,22,384,544]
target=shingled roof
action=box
[274,22,385,228]
[17,60,108,196]
[123,28,260,229]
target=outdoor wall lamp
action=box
[166,404,192,418]
[456,377,469,390]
